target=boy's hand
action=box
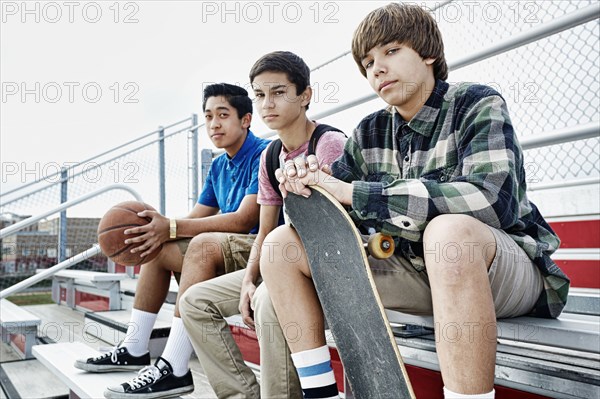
[239,280,257,329]
[275,155,330,198]
[123,211,170,258]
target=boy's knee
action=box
[424,215,496,274]
[260,225,299,275]
[186,233,222,261]
[179,284,212,319]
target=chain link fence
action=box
[309,0,599,183]
[1,118,198,291]
[1,1,598,293]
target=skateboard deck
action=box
[285,186,415,399]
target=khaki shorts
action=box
[368,227,544,319]
[172,234,256,282]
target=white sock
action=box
[444,387,495,398]
[121,308,157,356]
[291,345,339,399]
[160,316,194,377]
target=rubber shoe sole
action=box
[103,384,195,399]
[74,359,147,373]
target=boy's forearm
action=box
[242,232,266,284]
[316,175,353,206]
[174,212,255,237]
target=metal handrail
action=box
[0,184,142,239]
[0,244,102,299]
[450,3,600,70]
[0,123,193,208]
[520,122,600,150]
[529,177,600,191]
[0,185,143,298]
[0,116,193,203]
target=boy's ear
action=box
[241,113,252,128]
[300,86,313,107]
[424,58,436,66]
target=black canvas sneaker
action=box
[74,345,151,372]
[104,357,194,399]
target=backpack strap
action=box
[307,124,346,156]
[266,124,346,198]
[265,139,284,199]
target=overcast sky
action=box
[1,1,392,192]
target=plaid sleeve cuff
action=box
[352,181,385,221]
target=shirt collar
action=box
[389,79,449,137]
[228,130,256,167]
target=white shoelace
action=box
[94,345,121,363]
[125,365,161,389]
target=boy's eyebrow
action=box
[253,84,288,93]
[267,84,289,92]
[205,106,230,113]
[268,84,287,91]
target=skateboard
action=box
[285,186,415,399]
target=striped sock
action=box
[291,346,339,399]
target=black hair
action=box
[249,51,311,110]
[202,83,253,119]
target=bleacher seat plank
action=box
[33,342,138,399]
[0,299,41,359]
[0,359,69,398]
[385,310,600,353]
[51,270,127,284]
[42,269,127,311]
[0,299,41,326]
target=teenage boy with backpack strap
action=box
[179,51,346,399]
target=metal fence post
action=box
[189,113,199,210]
[59,167,68,262]
[200,149,213,192]
[158,126,166,215]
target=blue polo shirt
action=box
[198,131,269,234]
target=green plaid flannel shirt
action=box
[331,80,569,318]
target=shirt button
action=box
[360,210,367,217]
[404,156,409,162]
[439,176,447,182]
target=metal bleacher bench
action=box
[0,298,41,359]
[38,269,127,311]
[385,299,600,397]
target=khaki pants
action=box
[180,269,302,399]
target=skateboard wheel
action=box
[367,233,395,259]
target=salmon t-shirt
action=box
[257,128,347,207]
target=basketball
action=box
[97,201,163,266]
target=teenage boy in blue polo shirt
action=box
[75,83,270,399]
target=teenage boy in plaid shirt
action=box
[261,3,569,399]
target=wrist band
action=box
[169,219,177,239]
